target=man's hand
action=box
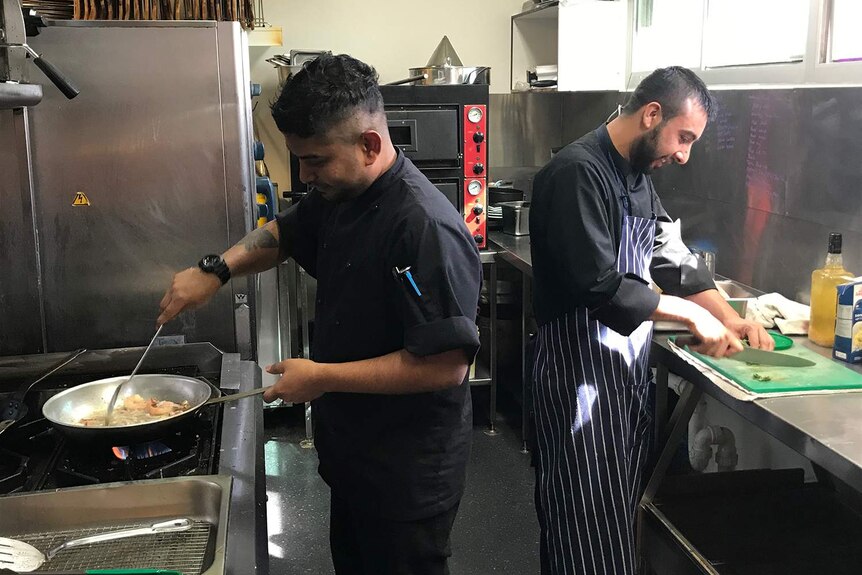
[687,310,745,358]
[264,358,326,403]
[722,316,775,350]
[157,267,221,325]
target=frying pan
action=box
[40,374,257,444]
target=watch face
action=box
[201,255,220,270]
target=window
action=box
[626,0,862,88]
[633,0,704,72]
[830,0,862,62]
[702,0,809,68]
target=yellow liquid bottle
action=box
[809,233,855,347]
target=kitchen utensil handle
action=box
[205,385,271,405]
[385,74,427,86]
[47,519,192,560]
[19,348,87,398]
[106,324,164,423]
[32,56,80,100]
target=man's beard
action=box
[629,125,662,174]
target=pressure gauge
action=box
[467,107,483,123]
[468,180,483,196]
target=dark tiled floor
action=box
[263,387,540,574]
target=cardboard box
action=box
[834,278,862,363]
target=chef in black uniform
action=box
[158,54,482,575]
[529,67,772,574]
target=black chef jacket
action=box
[276,150,482,521]
[530,123,715,335]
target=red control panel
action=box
[463,105,487,248]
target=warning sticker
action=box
[72,192,90,206]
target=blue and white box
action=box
[834,278,862,363]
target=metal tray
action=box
[0,475,231,574]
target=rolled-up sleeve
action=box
[545,162,659,336]
[388,217,482,358]
[650,193,716,297]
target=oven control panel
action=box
[464,178,486,248]
[463,105,487,248]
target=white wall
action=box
[249,0,525,191]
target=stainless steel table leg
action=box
[654,362,669,453]
[521,275,530,454]
[483,259,499,437]
[637,373,701,567]
[642,376,702,504]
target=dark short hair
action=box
[271,53,384,138]
[622,66,715,121]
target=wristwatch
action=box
[198,254,231,285]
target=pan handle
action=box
[204,385,272,405]
[384,74,427,86]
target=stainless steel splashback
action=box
[490,88,862,303]
[0,108,43,355]
[0,21,256,356]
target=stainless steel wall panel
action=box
[0,109,43,354]
[490,92,562,168]
[559,91,624,147]
[494,86,862,306]
[24,22,251,353]
[787,88,862,235]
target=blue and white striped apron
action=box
[532,212,656,575]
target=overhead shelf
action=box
[512,1,559,21]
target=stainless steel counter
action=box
[489,231,862,494]
[489,232,532,277]
[651,335,862,494]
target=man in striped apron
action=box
[529,67,772,574]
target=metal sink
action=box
[715,279,758,299]
[0,475,231,574]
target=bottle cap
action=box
[829,233,843,254]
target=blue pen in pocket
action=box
[393,266,422,297]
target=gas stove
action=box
[0,368,222,494]
[0,343,268,575]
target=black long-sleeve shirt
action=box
[276,151,481,521]
[530,124,715,335]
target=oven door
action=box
[386,106,460,167]
[424,177,462,214]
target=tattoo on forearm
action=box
[241,228,279,252]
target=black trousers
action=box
[329,493,460,575]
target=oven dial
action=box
[473,131,485,144]
[473,234,485,244]
[472,163,485,175]
[467,180,483,196]
[467,107,483,123]
[472,204,484,215]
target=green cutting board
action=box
[671,337,862,394]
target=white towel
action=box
[745,293,810,335]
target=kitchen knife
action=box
[675,336,816,367]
